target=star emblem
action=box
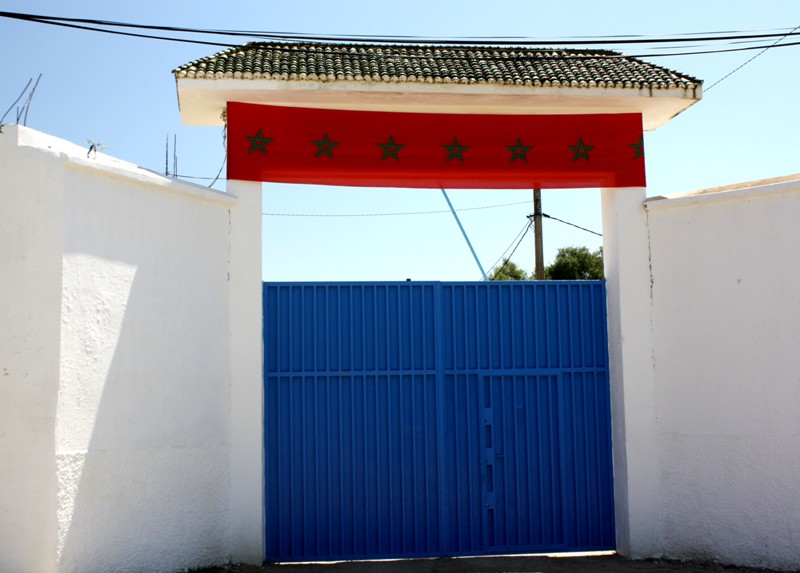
[246,129,273,154]
[630,136,645,159]
[444,138,469,162]
[312,133,340,158]
[507,138,533,163]
[378,136,405,160]
[569,137,594,161]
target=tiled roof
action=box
[174,42,701,90]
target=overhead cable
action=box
[488,221,533,279]
[705,23,800,91]
[0,11,798,45]
[1,10,799,58]
[262,200,531,218]
[542,213,602,237]
[488,220,532,274]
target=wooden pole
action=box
[533,188,545,280]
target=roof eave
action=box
[175,77,701,131]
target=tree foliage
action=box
[545,246,604,280]
[488,247,603,281]
[489,259,529,281]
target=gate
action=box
[264,281,614,562]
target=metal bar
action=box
[440,188,488,281]
[434,282,449,553]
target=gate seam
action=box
[433,282,450,555]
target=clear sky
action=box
[2,1,798,281]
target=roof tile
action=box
[174,41,701,90]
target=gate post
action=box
[228,179,264,564]
[601,187,661,558]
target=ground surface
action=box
[196,554,788,573]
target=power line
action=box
[624,38,800,59]
[705,23,800,91]
[262,200,531,218]
[2,10,800,59]
[207,127,228,188]
[489,220,532,273]
[2,14,233,47]
[542,213,602,237]
[1,11,798,45]
[488,221,533,279]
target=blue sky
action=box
[2,1,798,281]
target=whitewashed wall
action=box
[606,177,800,571]
[4,123,800,572]
[0,126,64,572]
[0,126,262,573]
[643,176,800,571]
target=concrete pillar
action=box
[0,125,61,573]
[601,187,660,557]
[227,179,264,564]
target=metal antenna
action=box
[0,78,32,125]
[21,73,42,126]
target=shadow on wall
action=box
[55,172,233,572]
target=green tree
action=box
[489,259,530,281]
[545,246,604,280]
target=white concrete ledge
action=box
[646,173,800,211]
[176,77,700,130]
[7,124,237,207]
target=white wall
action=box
[227,180,264,564]
[0,126,64,572]
[5,122,800,572]
[0,125,263,572]
[601,187,660,558]
[641,176,800,570]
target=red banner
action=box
[227,102,645,189]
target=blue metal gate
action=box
[264,281,614,562]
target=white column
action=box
[601,187,661,557]
[227,179,264,564]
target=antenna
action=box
[85,140,106,158]
[21,73,42,126]
[1,77,33,125]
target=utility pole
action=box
[533,188,545,280]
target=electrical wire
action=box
[542,213,602,237]
[262,199,531,218]
[622,39,800,59]
[1,11,798,46]
[176,174,228,181]
[488,221,533,279]
[1,10,799,59]
[1,14,234,47]
[705,23,800,91]
[488,220,532,274]
[207,158,226,188]
[207,127,228,188]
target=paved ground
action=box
[196,554,787,573]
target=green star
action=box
[444,138,469,162]
[246,129,273,154]
[378,136,405,160]
[630,136,645,159]
[569,137,594,161]
[312,133,340,158]
[507,138,533,163]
